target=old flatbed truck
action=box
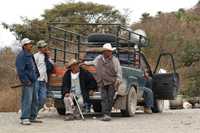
[47,23,180,116]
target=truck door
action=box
[152,53,180,100]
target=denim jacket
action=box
[16,49,39,85]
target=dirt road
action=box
[0,109,200,133]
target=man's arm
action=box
[113,57,122,81]
[16,55,31,85]
[44,53,54,74]
[33,53,39,65]
[84,55,101,66]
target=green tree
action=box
[43,2,126,24]
[3,2,128,42]
[3,18,48,41]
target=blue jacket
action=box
[16,49,39,85]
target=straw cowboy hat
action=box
[102,43,116,51]
[37,40,48,48]
[68,58,79,68]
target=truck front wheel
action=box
[121,87,137,117]
[92,100,102,113]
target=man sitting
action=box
[142,68,154,114]
[62,58,97,120]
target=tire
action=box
[56,108,66,115]
[121,87,137,117]
[88,33,116,43]
[152,99,164,113]
[92,100,102,112]
[54,99,65,115]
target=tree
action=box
[141,12,152,22]
[43,2,127,24]
[3,18,48,41]
[3,2,128,42]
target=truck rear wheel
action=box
[56,108,66,115]
[121,87,137,117]
[54,99,66,115]
[92,100,102,112]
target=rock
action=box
[169,95,183,109]
[183,101,192,109]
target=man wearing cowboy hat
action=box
[62,58,97,120]
[16,38,40,125]
[84,43,122,121]
[34,40,54,114]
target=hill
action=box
[132,2,200,97]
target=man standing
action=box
[62,58,97,120]
[85,43,122,121]
[16,38,40,125]
[34,40,53,113]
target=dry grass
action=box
[0,47,55,112]
[0,48,20,112]
[0,88,21,112]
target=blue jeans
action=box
[21,82,38,120]
[35,81,47,111]
[84,102,92,113]
[142,87,154,108]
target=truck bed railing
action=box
[48,23,149,66]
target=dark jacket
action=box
[61,68,97,102]
[16,49,39,85]
[44,54,54,75]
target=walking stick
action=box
[72,94,85,120]
[11,84,22,88]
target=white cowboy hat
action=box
[21,38,33,47]
[102,43,116,51]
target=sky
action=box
[0,0,199,48]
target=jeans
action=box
[101,85,115,116]
[21,82,38,120]
[84,102,91,113]
[142,87,154,108]
[140,78,154,108]
[35,81,47,111]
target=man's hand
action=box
[64,93,70,97]
[115,79,122,90]
[45,50,51,57]
[89,90,95,96]
[23,80,32,86]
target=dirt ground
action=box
[0,108,200,133]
